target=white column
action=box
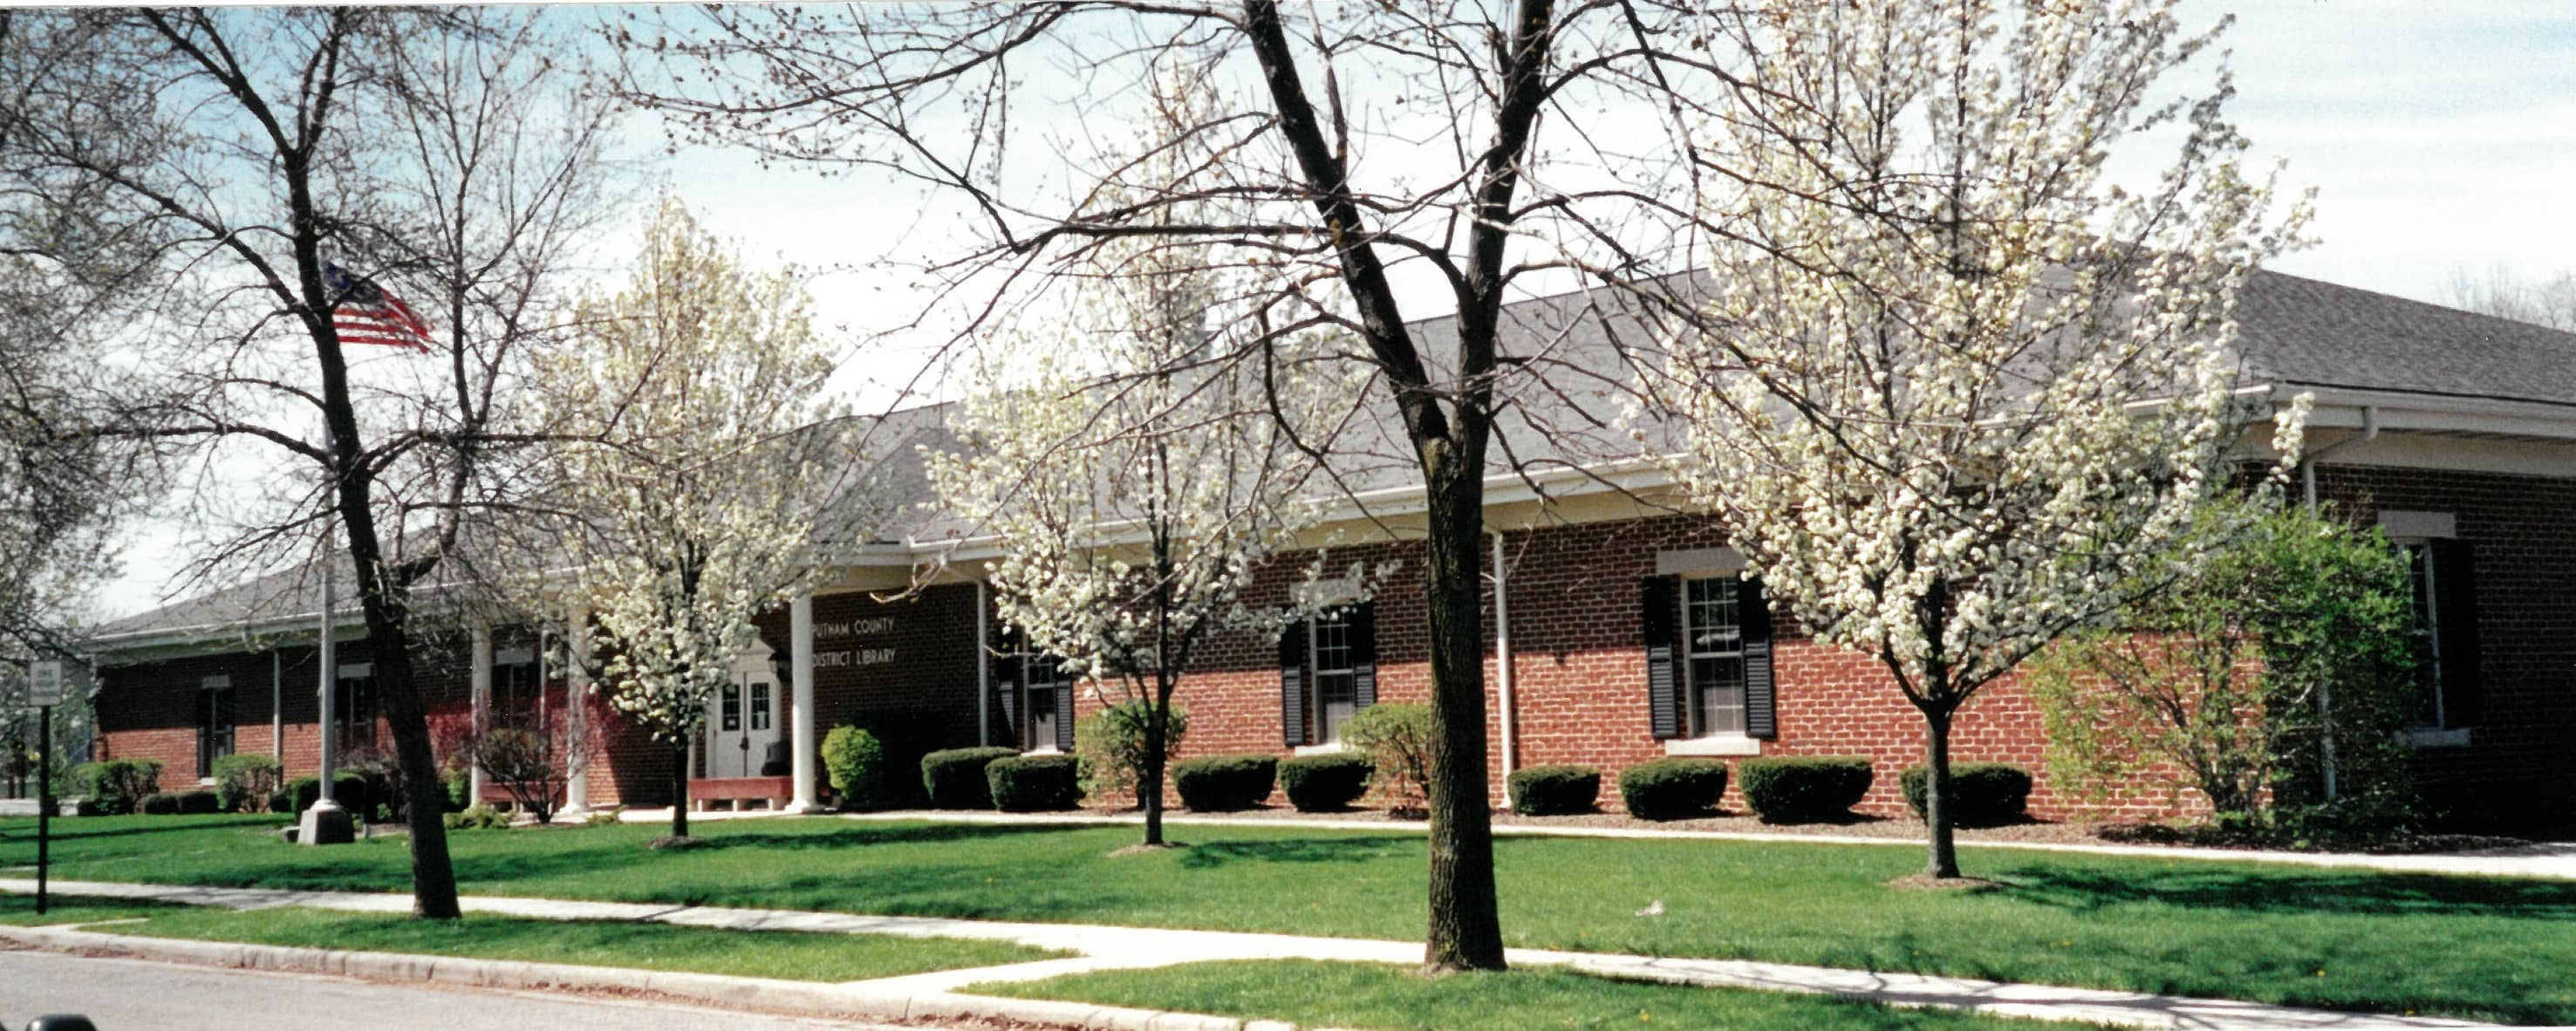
[785,592,821,813]
[974,581,991,746]
[468,621,492,806]
[560,606,592,816]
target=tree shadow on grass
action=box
[1994,864,2576,920]
[1175,836,1413,870]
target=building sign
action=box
[813,616,899,669]
[26,660,65,706]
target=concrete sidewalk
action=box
[817,809,2576,882]
[0,877,2495,1029]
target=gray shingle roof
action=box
[2234,270,2576,406]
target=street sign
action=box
[27,659,65,707]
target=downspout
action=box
[270,651,284,760]
[2298,404,2378,802]
[1491,530,1517,797]
[2300,405,2379,512]
[974,579,992,747]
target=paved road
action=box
[0,949,922,1031]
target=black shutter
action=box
[1741,577,1778,739]
[1349,602,1378,710]
[1279,619,1309,747]
[1055,681,1076,752]
[2430,538,2483,727]
[993,627,1021,745]
[1643,577,1681,740]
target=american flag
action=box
[325,262,434,352]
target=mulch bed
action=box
[1063,802,2545,856]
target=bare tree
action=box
[0,9,625,918]
[621,0,1766,972]
[2443,265,2576,333]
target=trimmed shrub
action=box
[1507,764,1602,816]
[1899,763,2033,828]
[1172,754,1277,812]
[176,789,222,815]
[277,772,375,816]
[822,725,896,809]
[986,754,1082,812]
[73,759,163,816]
[213,754,284,813]
[1278,753,1371,812]
[921,747,1020,809]
[1343,703,1434,811]
[140,792,182,816]
[1617,758,1730,821]
[1738,755,1874,823]
[444,804,511,831]
[443,772,473,814]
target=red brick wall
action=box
[2312,463,2576,827]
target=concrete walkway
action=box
[0,877,2495,1029]
[808,809,2576,882]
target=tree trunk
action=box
[1421,461,1504,972]
[669,743,691,838]
[1920,706,1960,879]
[1140,696,1170,848]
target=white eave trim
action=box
[2269,383,2576,440]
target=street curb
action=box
[0,924,1268,1031]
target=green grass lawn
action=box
[92,905,1061,982]
[5,813,2571,1023]
[974,959,2075,1030]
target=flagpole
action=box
[299,413,353,846]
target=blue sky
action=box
[95,2,2576,618]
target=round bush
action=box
[1507,764,1602,816]
[278,771,376,816]
[1278,753,1371,811]
[921,747,1021,809]
[1738,755,1874,823]
[1172,754,1277,812]
[176,789,222,815]
[822,725,895,809]
[1617,758,1730,821]
[986,754,1083,812]
[139,792,182,816]
[1899,762,2033,827]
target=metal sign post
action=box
[28,660,65,916]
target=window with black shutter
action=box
[2402,537,2484,729]
[1281,602,1377,747]
[1646,575,1777,742]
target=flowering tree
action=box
[929,203,1354,848]
[1658,0,2311,880]
[536,199,856,840]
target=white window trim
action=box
[1679,576,1750,739]
[1664,734,1762,757]
[1293,741,1351,757]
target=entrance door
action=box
[705,642,782,779]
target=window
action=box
[197,675,235,778]
[492,646,543,731]
[1281,602,1377,747]
[1020,652,1067,752]
[720,682,742,732]
[1681,577,1748,736]
[750,679,772,732]
[1643,573,1775,743]
[334,666,376,753]
[2396,537,2483,731]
